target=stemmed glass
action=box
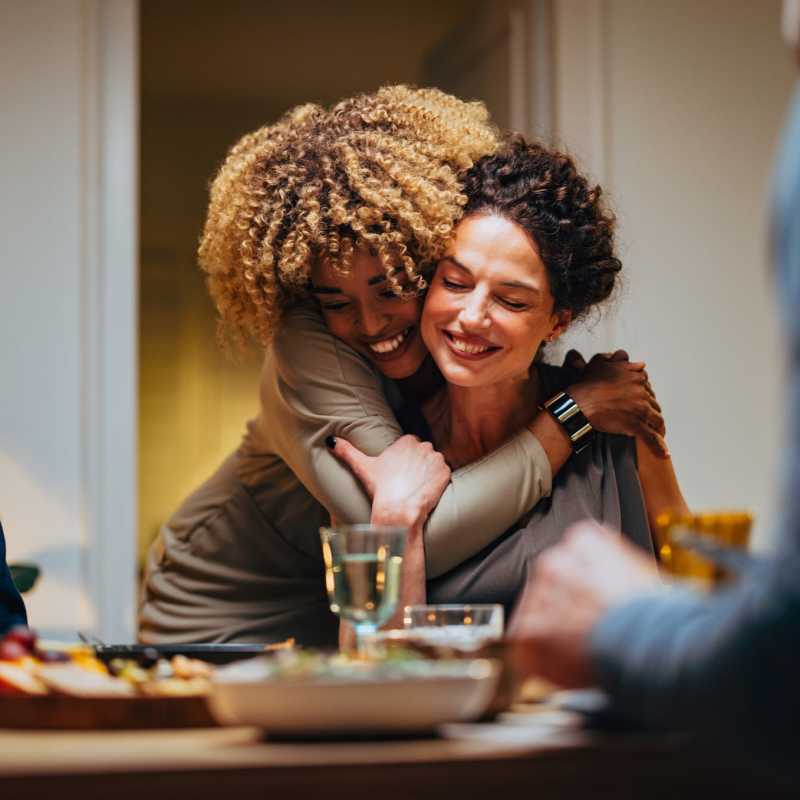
[319,524,407,652]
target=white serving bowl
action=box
[208,656,500,734]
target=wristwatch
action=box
[542,391,595,454]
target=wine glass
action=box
[319,524,407,651]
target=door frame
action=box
[81,0,139,641]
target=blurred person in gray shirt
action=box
[510,0,800,777]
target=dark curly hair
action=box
[461,136,621,320]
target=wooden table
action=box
[0,705,794,799]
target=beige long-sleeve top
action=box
[139,304,552,645]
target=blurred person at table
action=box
[0,521,27,635]
[508,0,800,775]
[328,138,687,619]
[139,86,664,647]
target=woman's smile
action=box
[442,330,502,359]
[364,325,418,360]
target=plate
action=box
[93,642,288,666]
[208,656,500,734]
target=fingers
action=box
[646,391,662,414]
[640,370,663,414]
[637,394,665,436]
[609,349,629,362]
[631,413,670,458]
[649,400,666,436]
[643,430,671,459]
[564,349,587,370]
[326,436,377,495]
[630,397,669,455]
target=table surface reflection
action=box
[0,704,793,799]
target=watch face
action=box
[544,391,593,453]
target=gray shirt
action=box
[424,365,654,618]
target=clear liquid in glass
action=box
[329,552,403,629]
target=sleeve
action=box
[259,304,553,578]
[0,521,27,635]
[588,554,800,764]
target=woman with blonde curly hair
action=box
[139,86,665,646]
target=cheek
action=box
[398,297,423,325]
[511,318,549,362]
[421,288,449,347]
[492,316,544,363]
[421,287,453,325]
[321,313,355,342]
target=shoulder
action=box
[270,302,380,388]
[260,302,398,419]
[273,302,337,356]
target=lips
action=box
[362,326,416,362]
[442,330,501,360]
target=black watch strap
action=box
[542,391,595,454]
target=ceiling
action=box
[141,0,483,107]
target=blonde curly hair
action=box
[198,85,499,350]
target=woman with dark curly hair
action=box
[332,137,687,615]
[140,88,667,646]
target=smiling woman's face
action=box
[421,213,570,389]
[311,249,427,380]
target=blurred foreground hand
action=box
[508,520,664,688]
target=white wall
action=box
[0,0,138,639]
[428,0,795,549]
[552,0,796,549]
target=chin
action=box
[373,351,426,380]
[438,362,493,388]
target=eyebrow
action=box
[310,273,388,294]
[440,256,540,294]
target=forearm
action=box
[526,407,572,476]
[370,473,428,618]
[379,520,426,629]
[422,410,574,577]
[423,429,553,576]
[635,438,689,531]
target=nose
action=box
[459,290,492,331]
[357,303,391,338]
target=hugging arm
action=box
[265,307,669,577]
[263,305,553,577]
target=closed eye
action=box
[498,297,528,311]
[442,278,468,290]
[320,301,350,312]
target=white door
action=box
[0,0,139,640]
